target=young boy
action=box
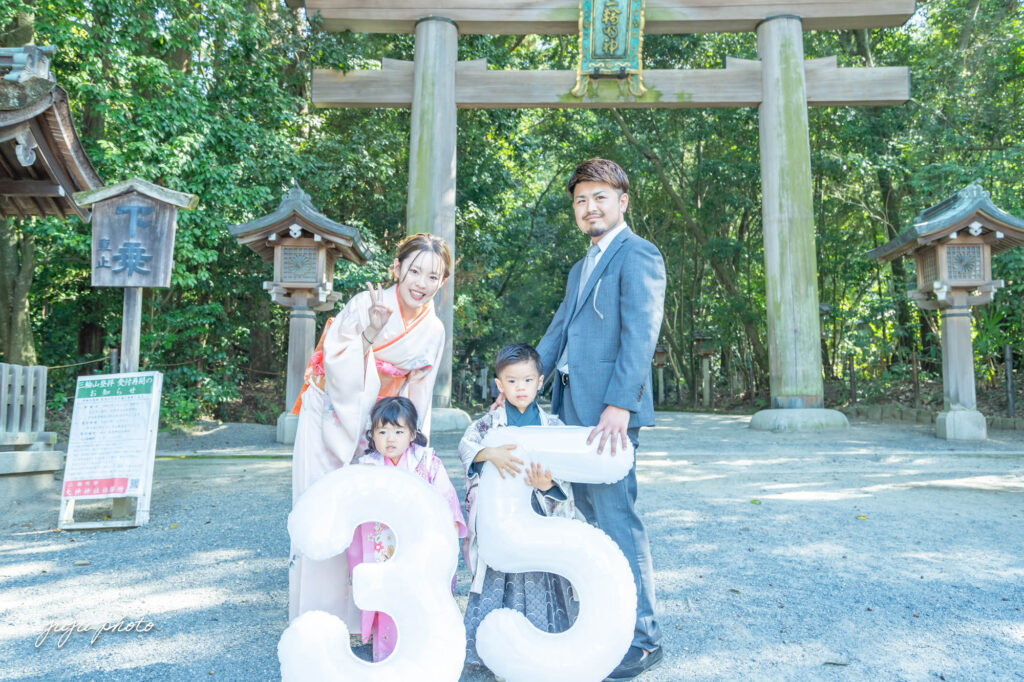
[458,342,578,669]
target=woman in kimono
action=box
[288,232,452,630]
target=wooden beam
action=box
[0,179,65,196]
[312,62,910,109]
[305,0,916,35]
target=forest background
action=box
[1,0,1022,426]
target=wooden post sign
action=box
[91,192,176,287]
[73,178,198,373]
[76,178,198,288]
[58,372,163,529]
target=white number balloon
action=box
[278,465,465,682]
[475,426,638,682]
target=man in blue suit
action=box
[537,158,666,680]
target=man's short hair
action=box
[566,158,629,196]
[494,343,543,376]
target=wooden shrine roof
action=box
[0,47,103,221]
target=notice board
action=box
[58,372,163,529]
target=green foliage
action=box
[16,0,1024,423]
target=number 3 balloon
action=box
[475,425,638,682]
[278,466,465,681]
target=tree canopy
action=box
[1,0,1022,423]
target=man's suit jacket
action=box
[536,226,666,428]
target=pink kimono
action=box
[346,443,468,662]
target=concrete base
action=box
[431,407,472,433]
[750,408,850,433]
[0,449,63,475]
[936,409,987,441]
[276,412,299,446]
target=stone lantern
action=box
[868,182,1024,441]
[653,344,668,405]
[692,330,715,409]
[228,184,371,444]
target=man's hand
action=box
[587,405,631,455]
[488,393,506,412]
[475,445,522,478]
[524,462,554,492]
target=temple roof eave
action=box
[0,87,103,220]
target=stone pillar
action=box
[701,356,711,408]
[277,305,316,444]
[120,287,143,373]
[750,15,847,432]
[407,16,458,409]
[935,294,986,440]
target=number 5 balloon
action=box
[475,426,638,682]
[278,466,465,681]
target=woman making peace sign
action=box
[288,232,452,630]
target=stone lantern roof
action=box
[868,182,1024,263]
[227,184,371,266]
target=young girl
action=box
[347,396,468,662]
[289,233,452,628]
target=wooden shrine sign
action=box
[58,372,163,529]
[75,178,198,374]
[78,178,199,289]
[91,191,176,287]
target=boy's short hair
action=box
[566,158,629,196]
[494,343,543,377]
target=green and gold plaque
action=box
[573,0,646,97]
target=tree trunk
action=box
[609,109,770,377]
[0,218,37,365]
[877,167,915,363]
[81,4,112,140]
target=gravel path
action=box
[2,414,1022,681]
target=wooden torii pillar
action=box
[302,0,913,430]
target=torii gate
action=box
[300,0,914,431]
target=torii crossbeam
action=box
[298,0,915,431]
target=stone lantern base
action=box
[277,412,299,445]
[750,408,849,432]
[936,409,987,441]
[430,407,472,433]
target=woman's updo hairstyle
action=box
[392,232,452,282]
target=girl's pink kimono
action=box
[288,287,445,630]
[347,443,468,661]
